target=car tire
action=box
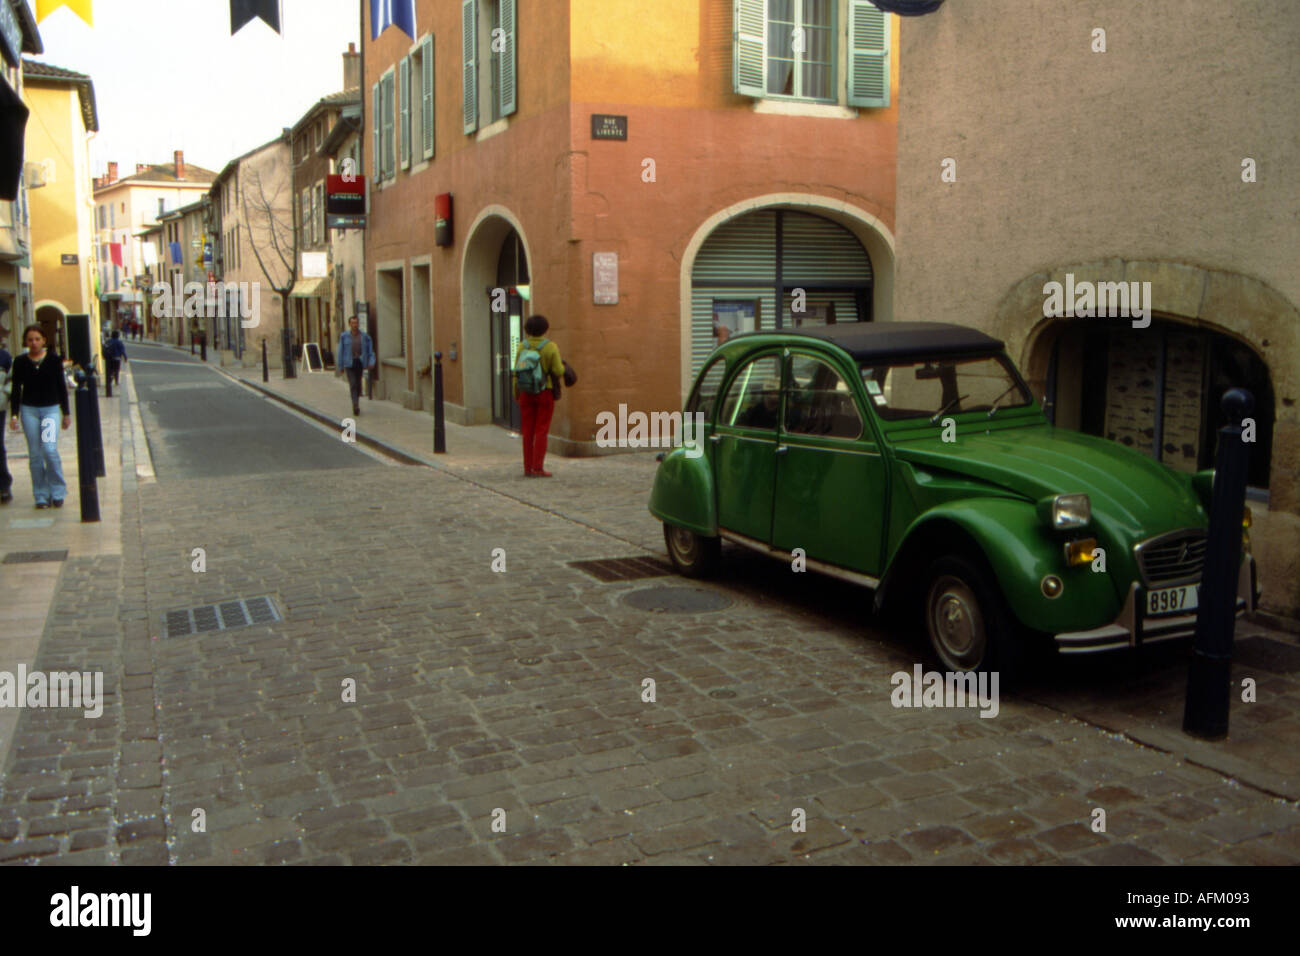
[922,554,1020,680]
[663,523,721,578]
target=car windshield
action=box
[859,354,1032,422]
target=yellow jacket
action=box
[513,336,564,397]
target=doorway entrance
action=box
[489,230,529,430]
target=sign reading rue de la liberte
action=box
[61,254,78,266]
[591,114,628,141]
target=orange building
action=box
[365,0,898,450]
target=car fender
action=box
[648,446,717,537]
[881,498,1124,634]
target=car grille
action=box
[1135,530,1207,586]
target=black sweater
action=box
[9,352,70,417]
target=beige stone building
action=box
[893,0,1299,622]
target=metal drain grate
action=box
[2,550,69,564]
[568,556,672,583]
[164,595,281,638]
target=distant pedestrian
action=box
[336,315,375,416]
[513,314,565,478]
[104,330,127,386]
[7,325,70,509]
[0,344,12,504]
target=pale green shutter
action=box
[499,0,517,117]
[400,56,411,168]
[422,36,435,158]
[847,1,889,107]
[462,0,478,133]
[382,73,395,178]
[733,0,766,97]
[371,82,381,180]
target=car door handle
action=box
[775,445,789,456]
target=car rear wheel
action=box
[663,523,721,578]
[923,554,1018,678]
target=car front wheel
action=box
[923,554,1018,677]
[663,523,721,578]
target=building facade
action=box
[892,0,1300,622]
[21,58,99,351]
[0,0,41,353]
[209,134,293,368]
[289,44,361,365]
[364,0,898,437]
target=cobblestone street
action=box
[2,353,1298,865]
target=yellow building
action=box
[21,58,99,357]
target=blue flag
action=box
[371,0,415,40]
[170,242,183,266]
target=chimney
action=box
[136,163,149,174]
[174,150,185,179]
[107,161,118,182]
[343,42,361,91]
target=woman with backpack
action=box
[512,314,565,478]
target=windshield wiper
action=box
[929,394,969,424]
[985,384,1021,418]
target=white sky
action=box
[28,0,361,178]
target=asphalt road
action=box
[128,344,376,480]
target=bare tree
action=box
[239,161,297,372]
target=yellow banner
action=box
[35,1,94,27]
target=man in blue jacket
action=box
[336,315,375,416]
[104,331,127,386]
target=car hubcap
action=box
[927,575,985,669]
[669,527,698,564]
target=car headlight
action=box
[1038,493,1091,530]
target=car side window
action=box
[719,355,782,431]
[687,359,727,421]
[783,354,863,440]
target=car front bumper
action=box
[1053,555,1258,654]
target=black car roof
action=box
[731,322,1005,362]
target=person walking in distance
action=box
[513,314,565,478]
[0,343,13,504]
[336,315,375,416]
[7,325,70,509]
[104,330,127,387]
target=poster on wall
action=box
[711,299,758,345]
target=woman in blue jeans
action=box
[7,325,70,509]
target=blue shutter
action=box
[462,0,478,133]
[848,1,890,107]
[499,0,517,117]
[733,0,766,97]
[372,82,381,180]
[400,56,412,169]
[422,35,435,158]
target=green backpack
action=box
[514,337,550,394]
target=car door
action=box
[771,351,889,576]
[713,353,783,544]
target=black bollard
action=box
[85,369,106,478]
[262,339,269,383]
[73,372,100,523]
[282,329,296,380]
[200,332,207,364]
[433,351,446,454]
[105,364,113,398]
[1183,388,1254,740]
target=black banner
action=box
[230,0,281,35]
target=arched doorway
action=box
[35,304,67,357]
[1035,316,1275,492]
[489,230,529,430]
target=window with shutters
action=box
[399,56,411,169]
[409,34,435,162]
[463,0,517,135]
[734,0,890,108]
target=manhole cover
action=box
[621,586,732,614]
[569,556,671,583]
[164,595,281,638]
[2,550,69,564]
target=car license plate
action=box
[1147,584,1198,616]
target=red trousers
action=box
[517,390,555,473]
